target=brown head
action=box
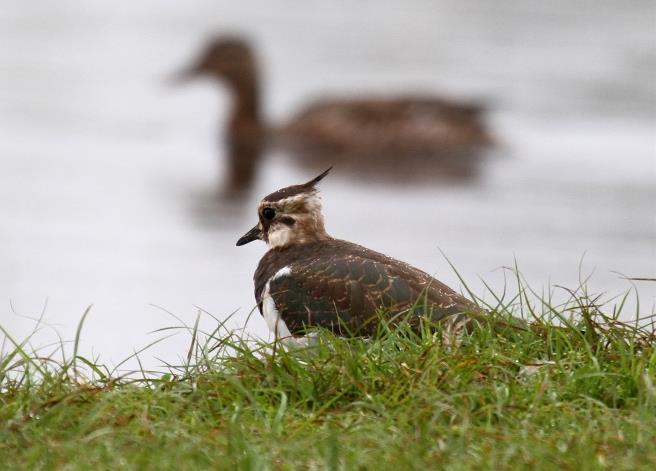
[236,168,333,250]
[176,36,258,87]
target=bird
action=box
[176,36,494,193]
[236,168,487,346]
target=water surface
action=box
[1,0,654,370]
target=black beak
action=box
[236,225,262,246]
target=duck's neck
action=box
[228,70,262,132]
[224,74,264,193]
[229,76,261,128]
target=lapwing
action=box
[176,36,493,192]
[236,168,485,345]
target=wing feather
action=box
[265,249,475,336]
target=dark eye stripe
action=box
[280,216,295,226]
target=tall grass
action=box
[1,272,655,469]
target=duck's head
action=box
[236,168,333,250]
[177,36,257,86]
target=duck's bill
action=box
[167,63,202,85]
[236,225,262,246]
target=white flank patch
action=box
[272,265,292,280]
[262,269,314,347]
[262,281,293,338]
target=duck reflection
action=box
[175,36,494,194]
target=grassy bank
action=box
[1,282,655,469]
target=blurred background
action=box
[1,0,655,370]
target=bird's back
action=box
[254,239,479,336]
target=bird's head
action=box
[173,36,257,85]
[236,168,333,250]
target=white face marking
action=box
[274,192,321,212]
[303,194,322,213]
[266,224,293,249]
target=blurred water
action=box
[1,1,655,370]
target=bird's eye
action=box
[262,207,276,220]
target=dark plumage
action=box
[254,239,478,337]
[237,169,486,344]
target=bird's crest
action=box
[262,167,332,203]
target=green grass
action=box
[1,278,655,470]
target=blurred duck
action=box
[176,36,493,193]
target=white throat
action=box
[266,224,294,249]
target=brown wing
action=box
[266,249,476,336]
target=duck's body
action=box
[280,96,490,157]
[180,37,493,192]
[236,169,483,344]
